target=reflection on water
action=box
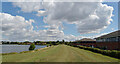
[0,45,46,53]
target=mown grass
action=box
[2,45,119,62]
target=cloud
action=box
[42,2,113,34]
[77,3,113,34]
[13,2,43,13]
[1,13,35,41]
[2,1,114,41]
[3,0,103,2]
[43,2,99,23]
[103,0,120,2]
[36,10,46,16]
[1,13,82,41]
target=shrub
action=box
[79,46,86,49]
[29,43,35,50]
[47,44,50,47]
[72,45,79,48]
[109,50,119,58]
[20,51,32,53]
[2,52,18,55]
[102,50,108,55]
[117,51,120,59]
[35,49,39,51]
[49,44,52,46]
[77,45,120,59]
[93,48,102,53]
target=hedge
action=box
[72,45,120,59]
[2,52,18,55]
[20,51,33,53]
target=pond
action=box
[0,45,47,53]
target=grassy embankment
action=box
[2,45,119,62]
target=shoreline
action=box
[1,46,50,55]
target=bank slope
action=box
[2,45,119,62]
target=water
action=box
[0,45,47,53]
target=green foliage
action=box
[29,43,35,50]
[74,45,120,59]
[2,52,18,55]
[24,41,30,43]
[62,40,65,43]
[20,51,32,53]
[56,40,59,43]
[34,41,43,45]
[35,49,39,51]
[47,44,50,47]
[49,41,52,46]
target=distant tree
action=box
[49,41,52,46]
[65,42,70,45]
[69,41,72,46]
[36,41,42,45]
[29,43,35,50]
[62,40,65,43]
[24,41,30,43]
[56,40,59,43]
[33,41,37,44]
[55,40,59,45]
[7,41,10,44]
[67,42,70,45]
[62,40,65,44]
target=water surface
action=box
[0,45,46,53]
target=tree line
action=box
[1,40,73,45]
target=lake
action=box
[0,45,47,53]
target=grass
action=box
[2,45,119,62]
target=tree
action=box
[56,40,59,43]
[49,41,52,46]
[62,40,65,44]
[33,41,37,44]
[62,40,65,43]
[69,41,72,46]
[24,41,30,44]
[29,43,35,50]
[36,41,42,45]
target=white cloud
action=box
[1,13,82,41]
[103,0,120,2]
[36,10,46,16]
[42,2,113,34]
[1,13,35,41]
[77,3,113,34]
[1,1,114,41]
[3,0,103,2]
[13,2,43,13]
[4,0,120,2]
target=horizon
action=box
[0,0,119,41]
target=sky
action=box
[0,0,119,41]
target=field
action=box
[2,45,119,62]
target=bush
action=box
[79,46,85,49]
[110,50,118,58]
[47,44,50,47]
[20,51,32,53]
[35,49,39,51]
[72,45,79,48]
[2,52,18,55]
[77,45,120,59]
[117,51,120,59]
[29,43,35,50]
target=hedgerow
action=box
[71,45,120,59]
